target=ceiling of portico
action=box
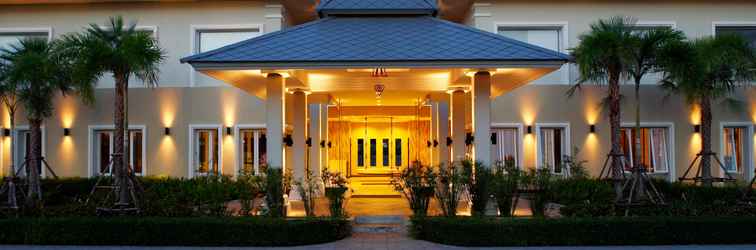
[202,66,558,106]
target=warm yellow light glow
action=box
[266,72,290,78]
[158,136,177,176]
[306,73,335,91]
[690,103,701,125]
[346,68,411,73]
[160,91,178,127]
[582,133,600,176]
[221,89,238,127]
[57,136,76,175]
[523,133,536,169]
[59,97,76,129]
[519,95,538,125]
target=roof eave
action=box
[186,60,568,71]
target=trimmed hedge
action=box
[412,216,756,246]
[0,217,351,246]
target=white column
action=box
[437,101,450,164]
[291,90,307,182]
[308,103,323,179]
[451,89,467,161]
[265,73,285,168]
[320,105,329,171]
[473,71,492,166]
[430,101,439,166]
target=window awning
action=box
[181,15,570,70]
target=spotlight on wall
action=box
[527,125,533,134]
[694,124,701,133]
[164,127,171,135]
[3,129,10,137]
[465,133,474,146]
[446,137,453,146]
[63,128,71,136]
[320,140,326,148]
[491,132,497,145]
[306,137,312,147]
[427,140,432,148]
[589,124,596,133]
[226,127,233,135]
[433,139,439,147]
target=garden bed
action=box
[411,216,756,246]
[0,217,351,246]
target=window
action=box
[91,128,145,176]
[13,128,45,177]
[382,138,389,166]
[723,126,747,173]
[239,128,267,175]
[0,30,49,50]
[369,138,377,167]
[192,25,262,86]
[716,26,756,49]
[357,138,365,167]
[395,138,402,166]
[538,127,568,174]
[492,127,520,166]
[497,24,566,84]
[192,128,220,176]
[619,127,670,173]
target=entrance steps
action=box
[352,215,406,234]
[350,177,401,198]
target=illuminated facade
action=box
[0,0,755,191]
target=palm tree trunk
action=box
[609,71,623,199]
[633,79,646,200]
[25,118,43,208]
[114,72,129,206]
[701,96,713,187]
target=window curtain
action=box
[540,128,556,171]
[649,128,669,172]
[495,128,518,166]
[724,127,744,172]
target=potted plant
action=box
[322,168,349,218]
[392,162,436,217]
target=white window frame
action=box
[719,122,754,179]
[493,22,569,85]
[13,126,47,178]
[87,125,147,177]
[234,124,266,177]
[189,24,264,87]
[0,27,53,42]
[491,123,525,168]
[620,122,676,181]
[534,123,571,174]
[712,21,756,36]
[188,124,223,178]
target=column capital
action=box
[286,87,311,94]
[446,86,470,94]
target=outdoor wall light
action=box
[63,128,71,136]
[465,133,474,146]
[527,125,533,134]
[306,137,312,147]
[491,133,497,145]
[226,127,232,135]
[320,140,326,148]
[446,137,453,146]
[3,129,10,137]
[164,127,171,135]
[694,124,701,133]
[589,124,596,133]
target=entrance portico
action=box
[181,0,569,200]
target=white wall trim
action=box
[718,122,754,180]
[188,124,223,178]
[12,125,46,177]
[233,124,266,177]
[86,125,147,178]
[635,21,677,29]
[493,22,570,85]
[0,27,53,42]
[534,122,571,174]
[491,123,525,168]
[712,21,756,36]
[620,122,676,181]
[188,23,264,87]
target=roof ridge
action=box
[181,17,336,63]
[424,17,570,60]
[421,0,437,8]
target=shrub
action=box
[435,163,468,217]
[524,168,556,217]
[392,162,436,217]
[263,168,286,218]
[294,169,320,217]
[322,169,349,218]
[0,217,350,246]
[411,216,756,246]
[491,160,522,217]
[462,160,492,216]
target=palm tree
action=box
[62,16,164,206]
[570,16,635,198]
[660,34,756,187]
[625,27,685,200]
[0,37,95,207]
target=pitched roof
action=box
[181,16,570,69]
[317,0,438,16]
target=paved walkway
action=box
[2,233,756,250]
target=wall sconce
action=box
[226,127,232,135]
[327,141,332,148]
[527,125,533,134]
[694,124,701,133]
[446,137,453,146]
[491,133,497,145]
[320,140,326,148]
[283,134,293,147]
[465,132,474,146]
[589,124,596,133]
[306,137,312,147]
[3,129,10,137]
[427,140,432,148]
[63,128,71,136]
[433,139,439,147]
[164,127,171,135]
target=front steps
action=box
[352,215,406,234]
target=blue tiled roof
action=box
[181,16,570,68]
[317,0,437,16]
